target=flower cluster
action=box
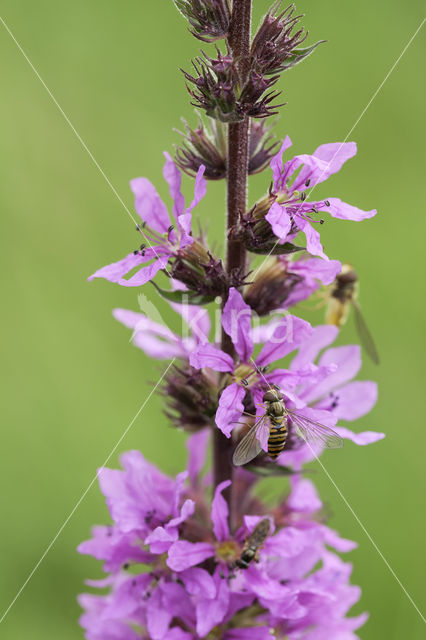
[81,2,382,638]
[79,439,368,640]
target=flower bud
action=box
[173,0,231,43]
[244,256,303,315]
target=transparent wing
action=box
[287,411,343,450]
[232,416,268,466]
[352,300,380,365]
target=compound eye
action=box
[263,391,275,402]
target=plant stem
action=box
[213,0,252,526]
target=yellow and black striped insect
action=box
[232,387,342,466]
[235,518,271,569]
[326,263,379,365]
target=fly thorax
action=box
[269,401,285,416]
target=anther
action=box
[241,378,249,387]
[324,200,330,207]
[311,205,318,213]
[168,225,175,233]
[305,179,311,187]
[319,219,324,224]
[300,192,306,201]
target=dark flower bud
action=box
[175,118,280,180]
[163,364,219,432]
[182,52,243,123]
[175,117,227,180]
[243,257,303,315]
[173,0,231,43]
[251,2,323,76]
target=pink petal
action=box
[186,430,209,485]
[326,381,378,420]
[88,249,158,283]
[303,345,362,404]
[334,426,385,445]
[190,343,234,372]
[265,202,292,243]
[224,628,273,640]
[310,141,357,176]
[212,480,231,542]
[326,197,377,221]
[290,257,342,286]
[284,153,328,191]
[270,135,293,189]
[146,588,172,640]
[215,383,245,437]
[118,254,170,287]
[256,315,313,367]
[296,217,328,260]
[322,526,357,552]
[222,288,253,362]
[291,324,339,370]
[180,567,216,598]
[287,477,322,513]
[163,152,185,218]
[130,177,171,233]
[196,571,229,637]
[167,540,215,571]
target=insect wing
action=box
[248,519,270,547]
[232,416,268,466]
[352,300,380,365]
[288,411,343,450]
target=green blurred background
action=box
[0,0,425,638]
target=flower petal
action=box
[287,478,322,513]
[215,383,245,437]
[118,255,170,287]
[316,381,378,420]
[88,248,162,283]
[178,165,207,248]
[334,426,385,445]
[291,324,339,370]
[186,430,209,486]
[196,570,229,637]
[167,540,215,571]
[257,315,313,367]
[130,177,171,233]
[212,480,231,541]
[296,217,328,260]
[222,288,253,362]
[302,345,362,404]
[190,343,234,372]
[265,202,292,243]
[271,135,293,189]
[326,197,376,221]
[163,152,185,218]
[180,567,216,598]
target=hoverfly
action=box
[326,263,379,365]
[232,387,342,466]
[235,518,271,569]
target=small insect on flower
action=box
[326,263,380,365]
[232,386,343,466]
[235,518,271,569]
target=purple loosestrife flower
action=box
[88,154,206,287]
[79,436,368,639]
[188,288,383,453]
[244,254,342,315]
[264,137,377,259]
[113,283,211,360]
